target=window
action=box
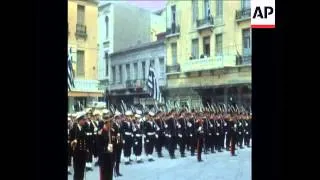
[216,0,223,17]
[203,36,210,57]
[241,0,251,9]
[192,39,199,59]
[119,65,123,83]
[150,59,155,68]
[171,43,177,64]
[76,50,85,77]
[142,61,146,79]
[105,16,109,39]
[215,34,223,56]
[242,29,251,55]
[192,0,198,23]
[126,64,130,81]
[204,0,210,18]
[171,5,176,24]
[134,63,138,80]
[159,58,165,78]
[112,66,116,83]
[105,52,108,76]
[77,5,85,25]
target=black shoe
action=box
[247,145,251,148]
[116,173,123,176]
[191,153,195,156]
[211,151,216,153]
[204,151,208,154]
[94,162,99,166]
[198,159,203,162]
[170,156,176,159]
[148,158,155,162]
[129,159,133,162]
[232,154,237,156]
[181,154,186,157]
[218,150,222,152]
[240,146,244,149]
[68,171,72,175]
[137,160,143,163]
[124,162,131,165]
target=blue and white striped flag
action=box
[68,47,75,91]
[147,65,162,103]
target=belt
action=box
[147,132,155,136]
[125,132,132,135]
[135,134,142,137]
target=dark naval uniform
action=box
[244,116,251,147]
[237,118,245,149]
[70,124,88,180]
[121,119,133,165]
[144,117,156,161]
[176,116,187,157]
[132,119,143,163]
[165,117,177,159]
[230,118,237,156]
[84,119,98,170]
[225,118,232,151]
[196,118,205,162]
[208,117,216,153]
[214,118,224,152]
[97,126,115,180]
[112,119,123,176]
[186,116,197,156]
[154,117,165,157]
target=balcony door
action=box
[242,28,251,56]
[241,0,251,9]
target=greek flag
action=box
[68,47,75,91]
[147,65,162,103]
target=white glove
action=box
[107,144,113,152]
[131,134,134,137]
[225,132,228,135]
[198,127,202,131]
[146,139,150,143]
[239,132,242,135]
[217,123,220,127]
[187,122,192,127]
[178,124,181,128]
[239,123,242,126]
[122,140,125,144]
[216,133,219,136]
[190,134,193,137]
[210,124,213,128]
[245,123,248,126]
[178,134,182,138]
[246,132,249,134]
[234,124,237,128]
[164,124,168,128]
[157,127,160,131]
[135,141,138,145]
[209,133,212,135]
[155,134,159,138]
[224,123,227,126]
[168,134,172,138]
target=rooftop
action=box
[110,40,165,57]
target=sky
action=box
[126,0,166,11]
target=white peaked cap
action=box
[148,111,155,117]
[85,108,92,113]
[136,110,142,115]
[125,110,133,116]
[93,110,101,116]
[68,117,71,121]
[71,113,77,117]
[135,114,141,118]
[75,111,86,120]
[102,109,110,114]
[114,111,122,117]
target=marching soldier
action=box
[196,115,205,162]
[237,113,245,149]
[67,117,72,175]
[112,110,123,177]
[176,111,187,157]
[244,113,251,147]
[214,114,223,152]
[229,112,238,156]
[224,113,231,151]
[92,110,100,166]
[122,110,134,165]
[69,112,89,180]
[208,113,216,153]
[84,109,97,171]
[165,110,177,159]
[97,113,115,180]
[144,111,156,161]
[186,111,197,156]
[154,112,165,158]
[132,110,144,163]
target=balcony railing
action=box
[72,79,100,92]
[75,24,87,39]
[126,79,146,89]
[181,57,224,72]
[196,17,214,30]
[236,55,252,65]
[166,23,180,37]
[166,64,181,74]
[235,8,251,21]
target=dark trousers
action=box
[189,135,197,155]
[167,135,176,157]
[214,135,222,151]
[73,151,87,180]
[221,132,226,148]
[99,153,114,180]
[237,132,244,148]
[230,134,236,156]
[68,144,72,166]
[197,137,204,161]
[114,144,122,174]
[155,134,165,155]
[145,135,155,155]
[186,135,190,150]
[123,135,132,157]
[177,135,186,155]
[133,137,143,156]
[244,132,251,146]
[226,132,231,150]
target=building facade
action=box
[108,40,166,108]
[164,0,252,107]
[68,0,103,112]
[97,2,164,91]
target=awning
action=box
[68,91,104,97]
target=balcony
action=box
[126,79,146,89]
[235,8,251,22]
[73,79,100,92]
[75,24,87,39]
[181,57,224,73]
[109,82,126,91]
[236,55,251,65]
[166,23,180,38]
[166,64,181,74]
[196,17,214,31]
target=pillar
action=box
[237,86,242,105]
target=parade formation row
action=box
[68,105,252,180]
